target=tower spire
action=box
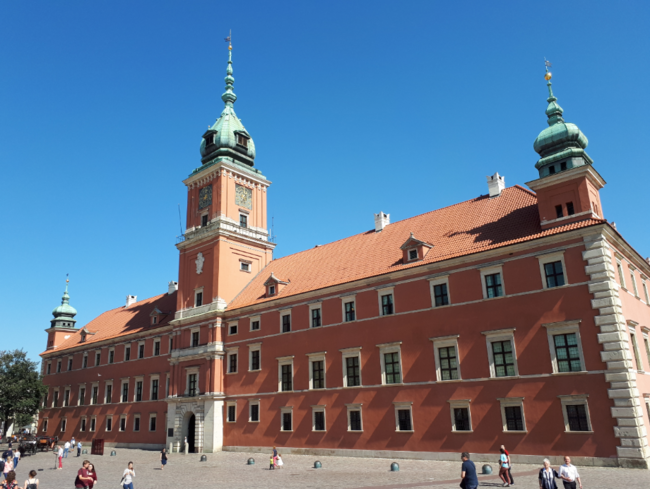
[543,61,564,126]
[222,32,237,108]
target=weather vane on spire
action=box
[225,30,232,49]
[544,58,552,80]
[66,273,69,284]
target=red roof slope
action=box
[49,292,177,353]
[229,186,602,309]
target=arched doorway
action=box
[187,414,196,453]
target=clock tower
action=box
[176,44,275,315]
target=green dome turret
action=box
[199,43,256,167]
[533,69,592,177]
[51,278,77,328]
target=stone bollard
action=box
[247,458,255,465]
[110,451,117,457]
[313,461,322,469]
[200,455,207,462]
[390,462,400,472]
[185,444,189,455]
[481,464,492,475]
[82,449,88,454]
[169,442,173,454]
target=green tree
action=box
[0,350,47,434]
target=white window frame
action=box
[46,361,51,375]
[120,379,129,403]
[248,343,262,372]
[377,286,395,316]
[80,416,87,432]
[194,287,204,307]
[149,413,157,431]
[480,265,506,299]
[629,325,644,372]
[558,394,593,433]
[249,315,261,331]
[428,275,451,308]
[277,356,294,392]
[104,381,113,404]
[90,416,96,432]
[306,352,327,390]
[498,397,527,433]
[377,341,403,385]
[43,418,48,432]
[119,415,127,432]
[448,399,473,432]
[108,348,115,364]
[407,247,419,262]
[312,405,326,432]
[617,260,627,289]
[483,328,519,378]
[137,341,145,359]
[82,353,88,368]
[430,335,461,381]
[153,339,161,356]
[340,347,362,388]
[239,212,248,228]
[226,401,237,423]
[309,302,323,328]
[63,387,71,407]
[280,406,293,432]
[68,356,74,370]
[239,260,252,272]
[393,401,414,432]
[346,403,363,432]
[629,265,639,297]
[95,349,102,366]
[185,367,200,396]
[190,327,200,347]
[133,414,141,432]
[57,359,62,373]
[90,382,99,405]
[134,376,144,402]
[249,399,260,423]
[641,277,650,303]
[151,315,158,325]
[537,251,569,289]
[543,320,586,373]
[61,417,67,432]
[226,347,239,374]
[280,309,292,333]
[105,415,113,432]
[341,294,357,322]
[228,321,238,336]
[52,387,59,408]
[78,384,86,406]
[149,375,160,401]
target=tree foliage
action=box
[0,350,47,430]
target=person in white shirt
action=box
[559,456,582,489]
[64,441,71,458]
[122,461,135,489]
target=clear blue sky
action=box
[2,1,649,362]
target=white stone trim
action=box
[537,250,569,289]
[341,295,357,322]
[190,327,201,347]
[248,399,260,423]
[149,375,160,401]
[428,275,451,307]
[430,335,461,381]
[105,415,113,432]
[341,347,362,387]
[226,349,238,374]
[194,287,204,308]
[479,265,505,299]
[248,343,261,372]
[542,320,586,373]
[309,302,323,328]
[448,399,473,432]
[377,286,395,316]
[483,329,518,378]
[280,308,292,333]
[498,397,527,433]
[558,394,593,433]
[311,405,326,431]
[226,401,237,423]
[277,357,294,392]
[393,401,414,432]
[227,321,239,336]
[346,403,363,432]
[280,406,293,432]
[249,315,261,331]
[149,413,157,432]
[377,342,403,385]
[306,352,326,390]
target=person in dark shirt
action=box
[74,460,91,489]
[460,452,479,489]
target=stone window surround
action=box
[190,327,201,347]
[345,403,363,432]
[629,264,640,297]
[280,406,293,432]
[194,287,204,308]
[228,320,238,336]
[377,286,395,316]
[641,276,650,304]
[120,379,130,403]
[119,414,127,432]
[248,342,262,372]
[448,399,473,432]
[105,415,113,431]
[430,335,461,382]
[226,401,237,423]
[542,320,586,374]
[52,387,59,408]
[82,353,88,368]
[89,415,97,432]
[248,399,260,423]
[615,256,627,290]
[149,375,160,401]
[628,323,645,373]
[79,415,87,432]
[498,396,527,433]
[56,359,61,373]
[133,376,144,402]
[249,315,261,331]
[483,328,519,378]
[63,387,71,407]
[308,302,323,328]
[378,341,403,385]
[479,264,506,299]
[42,418,48,432]
[428,275,451,308]
[90,382,99,405]
[149,413,157,431]
[340,347,362,388]
[68,356,74,370]
[104,381,113,404]
[133,413,141,432]
[311,404,326,432]
[60,417,67,432]
[153,339,161,356]
[558,394,593,433]
[643,328,650,366]
[239,259,252,273]
[226,347,239,374]
[341,294,357,322]
[393,401,414,432]
[185,367,200,396]
[306,351,326,390]
[78,384,86,406]
[137,341,145,359]
[279,308,292,334]
[277,356,294,392]
[537,250,569,289]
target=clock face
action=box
[235,184,252,210]
[199,186,212,210]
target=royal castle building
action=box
[39,48,650,468]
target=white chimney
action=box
[126,295,137,307]
[374,212,390,232]
[487,172,505,198]
[168,281,178,294]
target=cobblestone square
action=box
[7,447,650,489]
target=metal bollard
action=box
[200,455,207,462]
[247,458,255,465]
[482,464,493,475]
[313,460,322,469]
[390,462,399,472]
[82,449,88,454]
[110,451,117,457]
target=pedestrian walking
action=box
[74,460,91,489]
[64,441,70,458]
[77,441,82,457]
[498,447,512,487]
[160,448,167,470]
[539,458,560,489]
[57,445,63,469]
[0,471,18,489]
[85,463,97,488]
[559,456,582,489]
[460,452,478,489]
[501,444,514,485]
[2,456,13,480]
[276,454,284,469]
[11,451,18,470]
[268,455,274,470]
[121,461,135,489]
[23,470,39,489]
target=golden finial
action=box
[544,58,552,80]
[226,29,232,50]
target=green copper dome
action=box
[52,281,77,320]
[199,46,256,167]
[533,75,592,177]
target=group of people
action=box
[52,439,83,470]
[460,450,583,489]
[269,446,284,470]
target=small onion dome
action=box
[52,283,77,318]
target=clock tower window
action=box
[239,213,248,228]
[194,289,204,307]
[201,213,209,227]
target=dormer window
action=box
[237,134,248,148]
[400,233,432,264]
[269,285,276,296]
[264,272,289,298]
[204,134,214,146]
[151,316,157,325]
[560,162,567,171]
[408,249,418,261]
[80,332,86,342]
[549,165,556,175]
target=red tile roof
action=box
[45,292,177,354]
[229,186,603,309]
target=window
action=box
[249,400,260,422]
[281,407,293,431]
[343,297,356,322]
[46,362,51,375]
[192,330,200,347]
[560,161,567,171]
[119,416,126,432]
[151,379,159,400]
[449,400,472,432]
[643,280,650,303]
[630,269,639,297]
[108,349,114,364]
[617,261,626,289]
[57,360,61,373]
[278,357,293,392]
[553,333,582,372]
[82,355,88,368]
[205,134,213,146]
[484,329,518,378]
[53,390,59,407]
[134,415,140,432]
[106,416,113,432]
[63,389,70,407]
[125,346,131,361]
[378,342,402,384]
[549,165,556,175]
[566,202,575,215]
[555,205,563,218]
[250,316,261,331]
[80,417,86,432]
[229,322,238,335]
[485,273,503,298]
[630,329,644,371]
[227,402,237,423]
[434,283,450,307]
[150,414,157,431]
[195,290,203,307]
[151,316,158,325]
[154,340,160,356]
[307,353,326,389]
[79,387,86,406]
[431,335,461,381]
[239,214,248,228]
[68,357,73,370]
[138,343,145,359]
[188,373,198,396]
[346,404,363,431]
[135,380,143,402]
[240,261,250,272]
[237,133,248,147]
[105,383,112,404]
[170,336,174,352]
[310,305,322,328]
[91,385,98,405]
[312,406,326,431]
[249,343,261,371]
[121,382,129,402]
[380,293,394,315]
[644,334,650,367]
[90,417,96,432]
[61,418,67,432]
[559,395,592,432]
[43,419,48,432]
[394,402,413,431]
[201,214,209,227]
[537,252,568,289]
[408,249,418,261]
[228,352,238,373]
[268,285,276,296]
[499,398,526,432]
[95,351,101,366]
[341,347,362,387]
[281,312,291,333]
